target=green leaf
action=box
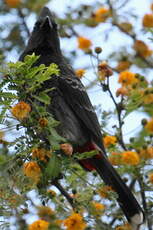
[0,92,18,99]
[33,92,51,105]
[45,154,61,179]
[75,150,98,160]
[24,53,40,68]
[48,128,66,149]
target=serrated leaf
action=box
[24,53,40,68]
[0,106,7,123]
[45,154,61,179]
[0,92,18,99]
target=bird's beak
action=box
[39,7,54,30]
[41,16,53,29]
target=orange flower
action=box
[103,136,117,147]
[145,118,153,132]
[122,151,140,165]
[143,93,153,104]
[47,189,56,197]
[75,69,86,78]
[119,22,133,32]
[37,206,54,219]
[63,213,86,230]
[77,36,92,51]
[28,220,49,230]
[60,143,73,156]
[39,118,48,127]
[140,147,153,159]
[98,185,113,198]
[93,7,110,23]
[116,87,129,97]
[32,148,51,162]
[118,71,138,86]
[11,101,31,120]
[148,173,153,184]
[116,61,131,72]
[142,14,153,27]
[133,40,152,58]
[23,161,41,183]
[116,223,132,230]
[98,61,113,80]
[92,202,105,215]
[5,0,20,8]
[109,152,122,165]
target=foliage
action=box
[0,1,153,230]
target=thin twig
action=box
[17,9,30,37]
[138,178,152,230]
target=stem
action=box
[138,178,152,230]
[102,77,127,150]
[18,9,30,37]
[52,180,75,209]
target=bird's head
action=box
[20,7,61,60]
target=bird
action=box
[19,7,144,230]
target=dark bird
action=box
[19,7,144,229]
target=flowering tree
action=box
[0,0,153,230]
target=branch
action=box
[52,180,75,210]
[17,9,30,37]
[138,178,152,230]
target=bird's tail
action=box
[92,156,144,229]
[75,142,144,229]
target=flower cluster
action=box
[93,7,110,23]
[60,143,73,156]
[145,118,153,132]
[118,71,138,86]
[119,22,133,33]
[11,101,31,120]
[32,148,51,162]
[23,161,41,183]
[116,87,128,97]
[109,152,122,165]
[140,147,153,159]
[37,206,55,219]
[5,0,20,8]
[38,118,48,127]
[116,60,131,72]
[148,173,153,184]
[116,223,132,230]
[47,189,56,197]
[143,14,153,28]
[133,40,152,58]
[92,202,105,215]
[98,185,113,198]
[28,220,49,230]
[63,213,86,230]
[103,136,117,147]
[122,151,140,165]
[98,61,113,80]
[75,69,86,78]
[77,36,92,51]
[109,151,140,166]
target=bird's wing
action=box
[58,72,104,150]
